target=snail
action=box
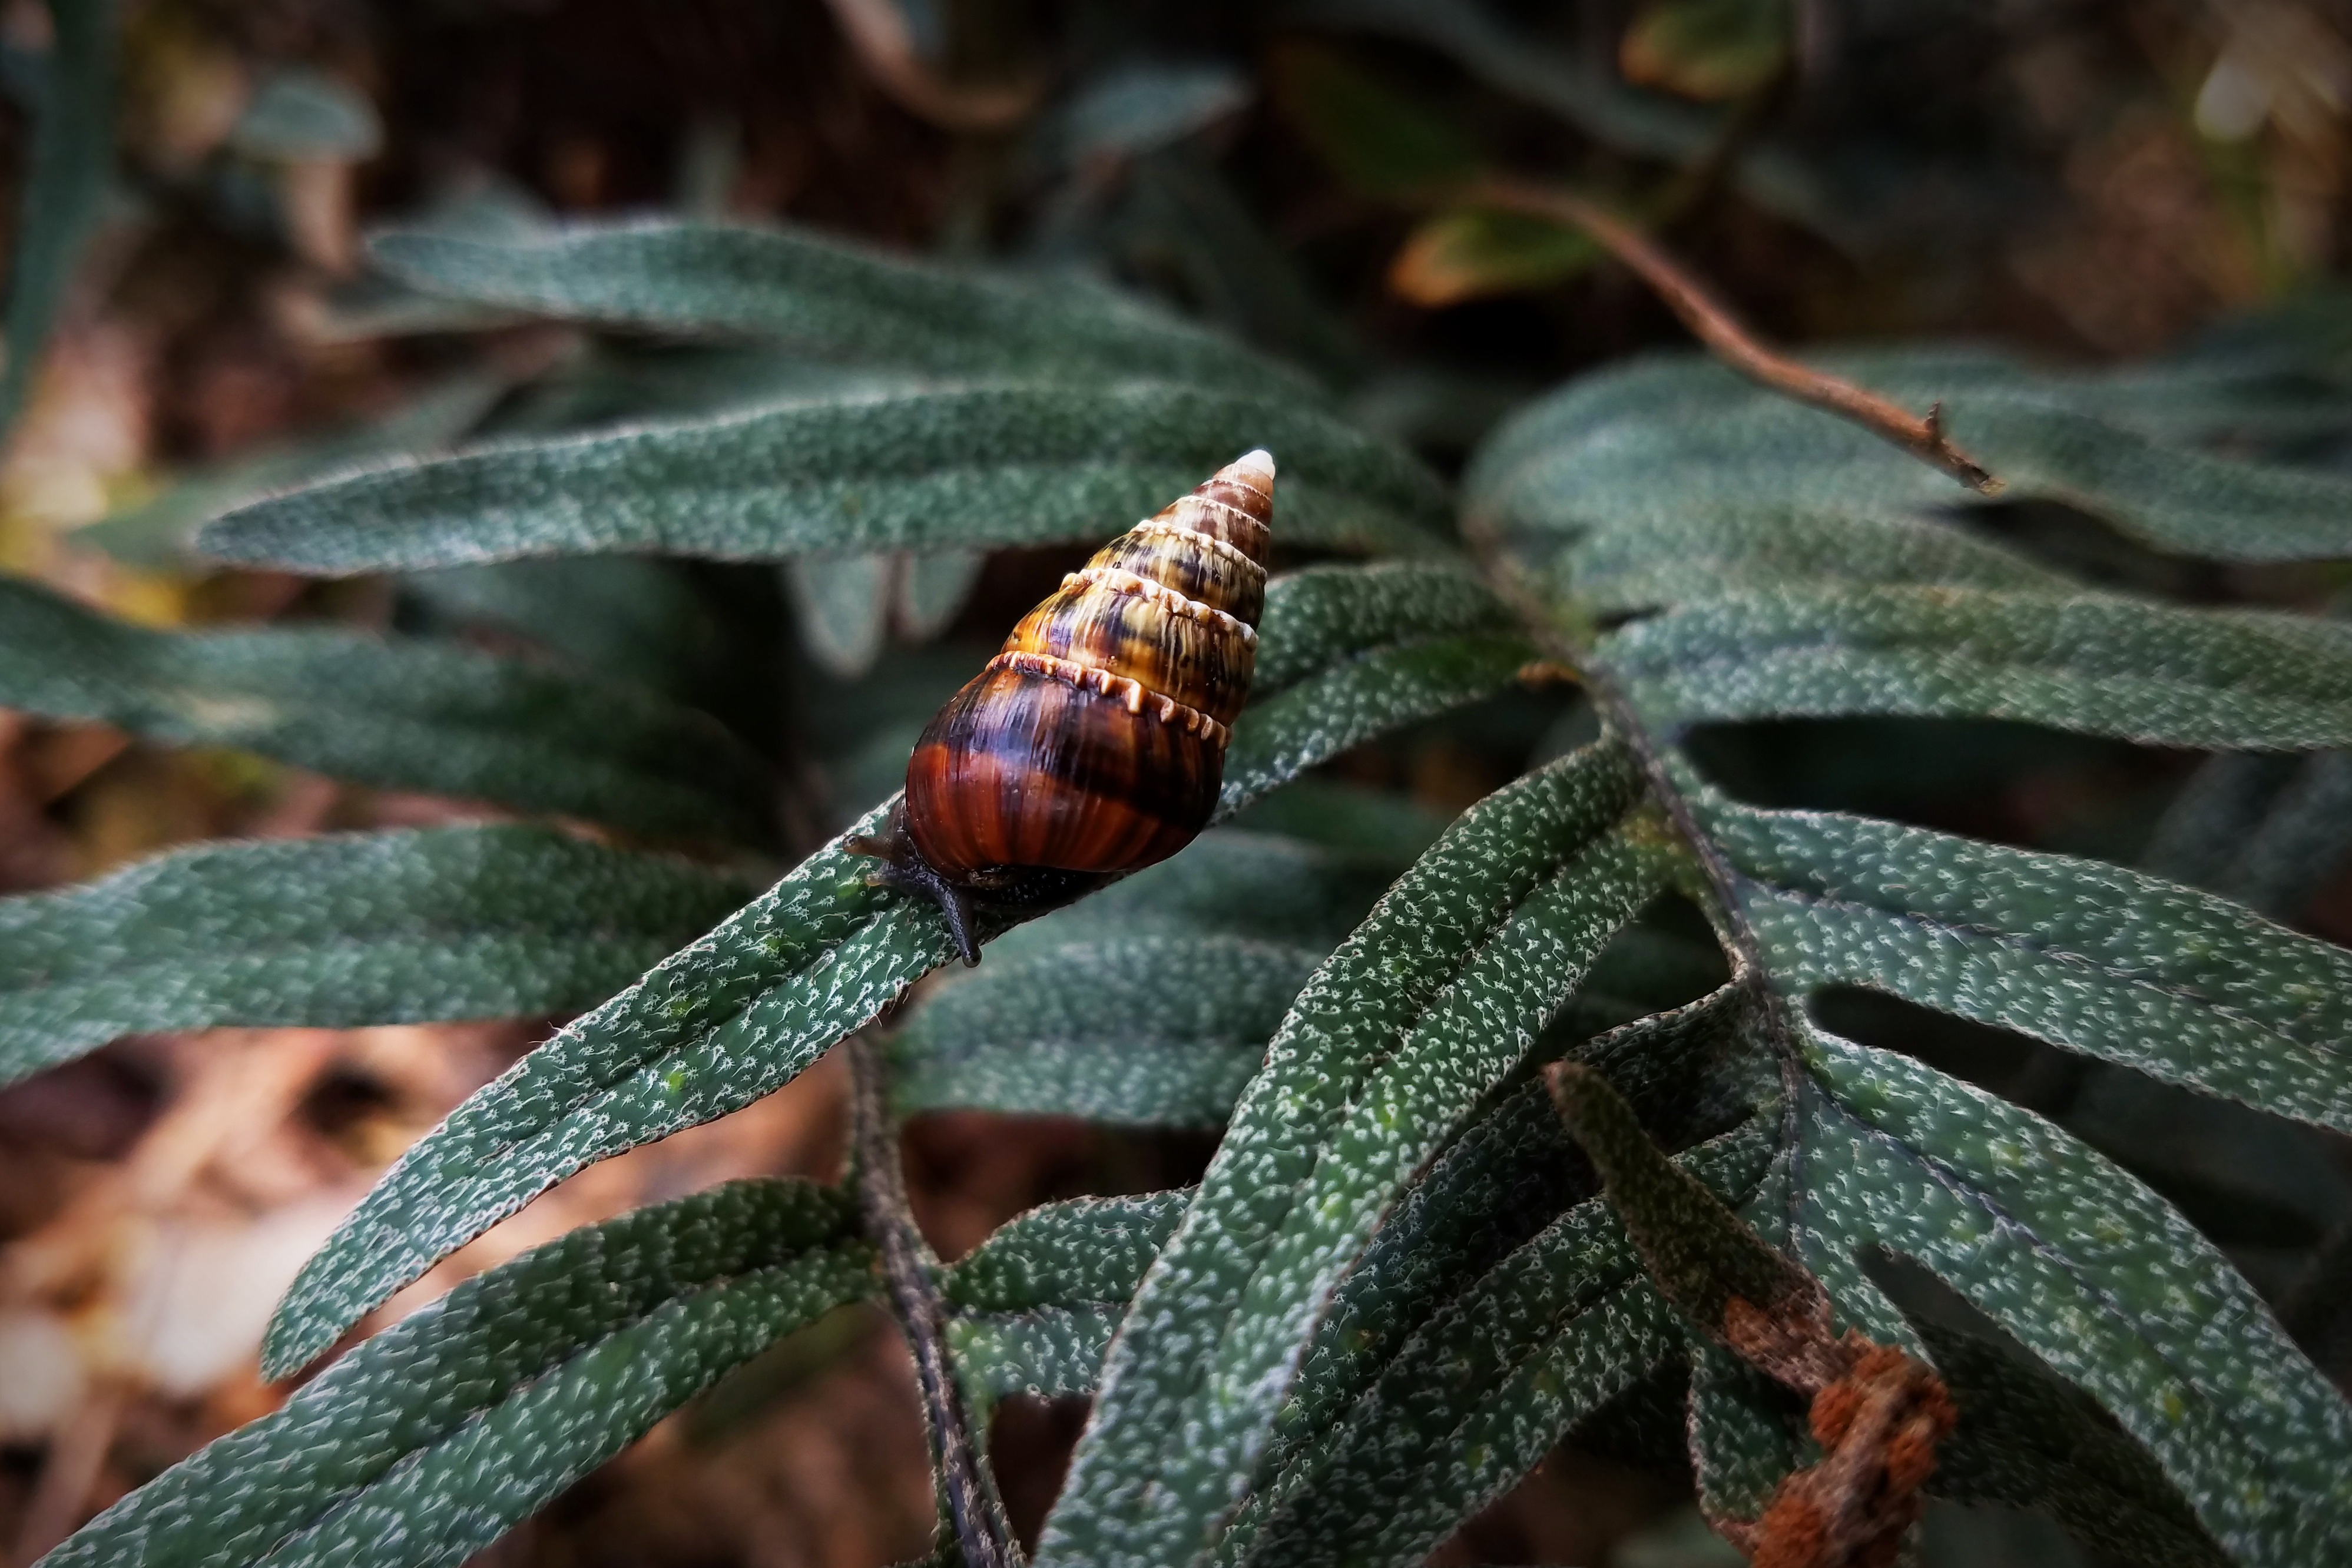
[853,449,1275,964]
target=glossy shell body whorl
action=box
[902,449,1274,886]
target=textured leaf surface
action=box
[0,575,776,846]
[44,1180,873,1568]
[1470,352,2352,563]
[1799,1027,2352,1566]
[1233,1128,1773,1568]
[1039,743,1671,1568]
[1604,586,2352,748]
[259,803,936,1378]
[264,657,1454,1378]
[200,382,1447,572]
[369,220,1293,390]
[1922,1320,2229,1568]
[0,0,115,440]
[890,936,1319,1128]
[1220,563,1537,811]
[1713,802,2352,1135]
[0,827,757,1088]
[945,1194,1188,1408]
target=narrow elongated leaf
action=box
[2145,750,2352,918]
[1039,742,1672,1568]
[1712,801,2352,1135]
[258,801,935,1378]
[1545,503,2063,614]
[43,1179,873,1568]
[0,575,776,846]
[1605,586,2352,749]
[1800,1027,2352,1566]
[0,0,115,442]
[199,382,1449,572]
[945,1193,1191,1315]
[368,220,1298,392]
[945,1194,1188,1409]
[264,658,1471,1377]
[1920,1321,2230,1568]
[1233,1126,1775,1568]
[787,552,891,678]
[1220,562,1538,811]
[0,826,758,1088]
[890,936,1320,1128]
[1687,1345,1806,1530]
[1470,353,2352,563]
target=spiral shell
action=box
[900,449,1274,886]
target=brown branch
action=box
[1467,177,2002,496]
[846,1036,1020,1568]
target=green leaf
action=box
[257,801,935,1380]
[263,659,1472,1380]
[1220,564,1540,811]
[78,372,508,567]
[1799,1026,2352,1566]
[1388,206,1598,307]
[0,574,777,846]
[0,826,758,1089]
[890,935,1321,1128]
[0,0,116,442]
[945,1193,1191,1315]
[1687,1345,1807,1529]
[1470,353,2352,564]
[198,382,1450,572]
[1919,1319,2230,1568]
[944,1194,1188,1410]
[1039,742,1674,1568]
[1621,0,1790,101]
[1712,801,2352,1136]
[1229,1126,1774,1568]
[787,553,892,678]
[42,1179,872,1568]
[897,548,985,641]
[2144,750,2352,919]
[1604,586,2352,749]
[367,220,1299,392]
[1267,45,1481,199]
[1535,503,2064,615]
[228,67,382,161]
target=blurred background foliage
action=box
[0,1,2349,1564]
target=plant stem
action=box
[846,1035,1020,1568]
[1468,177,2002,496]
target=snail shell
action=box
[864,449,1274,964]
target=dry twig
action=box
[1470,177,2002,495]
[845,1035,1020,1568]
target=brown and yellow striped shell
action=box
[863,449,1274,963]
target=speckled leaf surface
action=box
[1228,1126,1775,1568]
[0,826,757,1087]
[1798,1027,2352,1566]
[265,658,1467,1380]
[0,574,776,846]
[368,220,1301,392]
[1218,561,1536,814]
[44,1179,873,1568]
[259,801,938,1378]
[1469,352,2352,563]
[1711,801,2352,1134]
[1603,586,2352,748]
[198,382,1448,573]
[889,936,1320,1128]
[1038,742,1672,1568]
[1687,1345,1807,1529]
[1922,1320,2231,1568]
[944,1195,1188,1410]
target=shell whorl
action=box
[902,449,1276,881]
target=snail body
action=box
[857,449,1275,964]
